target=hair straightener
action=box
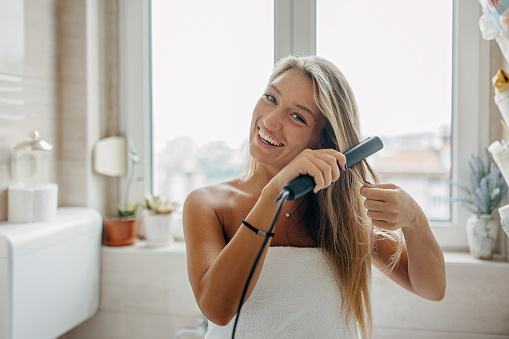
[231,136,384,338]
[281,136,384,201]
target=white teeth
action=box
[258,129,282,146]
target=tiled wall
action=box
[55,0,120,216]
[0,0,58,220]
[57,0,90,208]
[0,0,118,222]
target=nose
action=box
[263,108,284,131]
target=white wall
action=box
[0,0,121,223]
[0,0,58,220]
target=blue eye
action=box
[265,94,277,104]
[291,113,306,124]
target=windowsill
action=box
[442,251,509,267]
[102,241,509,267]
[101,240,187,255]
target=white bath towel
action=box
[205,246,358,339]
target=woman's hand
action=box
[268,148,347,194]
[361,182,446,301]
[359,182,426,231]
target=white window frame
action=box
[118,0,153,204]
[119,0,489,251]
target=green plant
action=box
[115,144,142,218]
[454,150,508,216]
[144,194,178,215]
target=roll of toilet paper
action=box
[496,30,509,65]
[489,140,509,184]
[498,203,509,239]
[494,89,509,129]
[8,183,58,222]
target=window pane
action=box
[317,0,453,221]
[151,1,274,204]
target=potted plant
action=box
[454,150,508,259]
[141,194,178,247]
[103,145,142,246]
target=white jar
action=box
[13,131,54,186]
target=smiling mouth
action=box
[258,128,284,147]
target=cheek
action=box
[285,131,318,156]
[310,118,326,148]
[298,126,324,150]
[309,125,322,143]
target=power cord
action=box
[231,189,290,339]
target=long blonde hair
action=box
[241,55,403,338]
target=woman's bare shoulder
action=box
[184,179,248,214]
[183,179,251,243]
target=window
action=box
[119,0,489,250]
[151,0,274,203]
[316,0,453,221]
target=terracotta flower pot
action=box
[103,217,139,246]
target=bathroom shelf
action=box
[101,240,187,255]
[443,251,509,267]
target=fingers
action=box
[360,182,404,230]
[363,199,386,212]
[297,156,327,192]
[310,153,341,186]
[366,210,399,230]
[360,183,399,201]
[274,149,346,194]
[300,149,345,193]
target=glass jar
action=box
[13,131,54,186]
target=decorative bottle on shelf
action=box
[8,131,58,222]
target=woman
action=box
[183,55,446,338]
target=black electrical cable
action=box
[231,189,290,339]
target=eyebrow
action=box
[270,85,316,121]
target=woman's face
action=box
[249,69,325,171]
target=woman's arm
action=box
[360,183,446,301]
[183,184,281,325]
